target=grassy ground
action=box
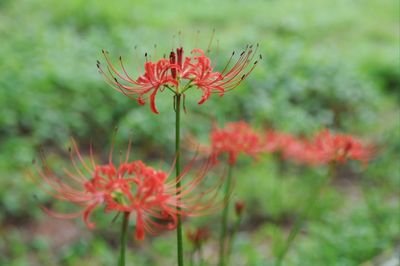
[0,0,399,265]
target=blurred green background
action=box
[0,0,399,265]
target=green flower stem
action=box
[275,164,335,266]
[198,244,205,266]
[118,212,129,266]
[226,215,242,266]
[189,248,195,266]
[218,164,234,266]
[175,93,184,266]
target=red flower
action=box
[97,52,177,114]
[262,129,372,166]
[34,140,220,240]
[97,45,259,114]
[208,121,264,165]
[190,47,259,105]
[313,130,372,165]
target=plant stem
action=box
[175,94,184,266]
[226,215,242,266]
[218,164,234,266]
[199,244,204,266]
[275,164,335,266]
[118,212,129,266]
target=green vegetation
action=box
[0,0,398,265]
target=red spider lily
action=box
[33,140,222,240]
[97,52,177,114]
[263,129,372,166]
[97,44,259,114]
[207,121,264,165]
[188,47,260,105]
[313,130,373,165]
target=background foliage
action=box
[0,0,398,265]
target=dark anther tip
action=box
[145,52,148,57]
[241,74,246,79]
[119,56,122,60]
[259,54,263,59]
[68,147,72,152]
[232,51,235,55]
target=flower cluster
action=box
[35,140,218,240]
[195,122,372,167]
[97,46,260,114]
[264,129,373,165]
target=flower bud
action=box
[235,201,245,217]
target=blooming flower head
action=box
[34,139,220,240]
[313,129,373,165]
[97,44,260,114]
[207,121,264,165]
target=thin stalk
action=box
[275,164,335,266]
[218,164,234,266]
[226,215,242,265]
[189,248,195,266]
[198,244,204,266]
[175,93,184,266]
[118,212,130,266]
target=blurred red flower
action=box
[262,129,373,166]
[313,129,373,165]
[208,121,264,165]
